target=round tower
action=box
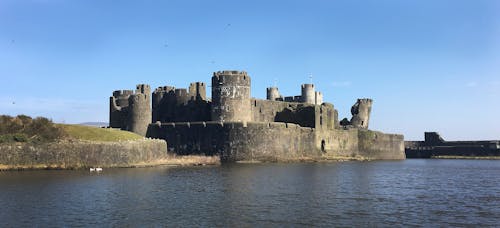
[127,84,152,136]
[211,70,251,122]
[301,84,315,104]
[266,87,280,101]
[350,98,373,129]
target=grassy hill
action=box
[1,115,143,143]
[58,124,142,142]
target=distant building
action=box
[405,132,500,158]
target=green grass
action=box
[58,124,143,142]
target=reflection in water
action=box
[0,160,499,226]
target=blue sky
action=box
[1,0,499,140]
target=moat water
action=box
[0,159,499,227]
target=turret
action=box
[211,70,251,122]
[315,91,323,105]
[189,82,207,101]
[152,86,175,122]
[350,98,373,129]
[266,87,281,101]
[127,84,152,136]
[301,84,315,104]
[174,88,189,105]
[109,84,151,136]
[109,90,133,128]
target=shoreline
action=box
[430,155,500,160]
[0,155,221,171]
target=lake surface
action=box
[1,159,499,227]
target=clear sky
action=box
[1,0,499,140]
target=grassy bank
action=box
[58,124,143,142]
[0,115,144,143]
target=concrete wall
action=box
[0,139,167,169]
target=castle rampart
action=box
[111,70,405,162]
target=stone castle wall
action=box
[152,85,210,123]
[0,139,167,169]
[147,121,405,162]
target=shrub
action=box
[0,115,65,143]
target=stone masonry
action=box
[110,70,405,161]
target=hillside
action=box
[58,124,143,142]
[0,115,143,143]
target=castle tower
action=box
[211,70,251,122]
[315,91,323,105]
[266,87,281,101]
[301,84,315,104]
[109,90,133,128]
[350,98,373,129]
[152,86,175,122]
[189,82,207,101]
[127,84,152,136]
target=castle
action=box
[110,70,405,162]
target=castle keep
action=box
[110,70,405,162]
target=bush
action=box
[0,115,65,143]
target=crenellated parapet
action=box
[152,81,210,123]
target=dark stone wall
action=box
[147,121,319,162]
[405,132,500,158]
[357,130,406,159]
[152,85,211,123]
[147,121,405,162]
[250,99,339,130]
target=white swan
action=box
[95,167,103,172]
[89,168,95,172]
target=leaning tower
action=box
[350,98,373,129]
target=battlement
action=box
[136,84,150,94]
[112,90,134,98]
[154,86,175,93]
[213,70,248,76]
[356,98,373,104]
[301,84,314,89]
